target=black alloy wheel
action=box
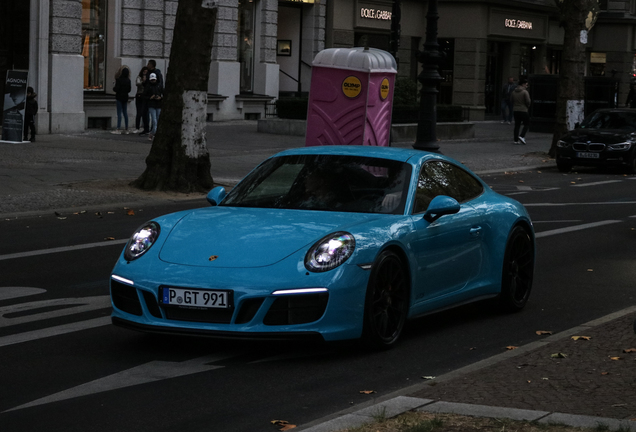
[362,250,409,349]
[499,226,534,312]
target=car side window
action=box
[413,161,483,213]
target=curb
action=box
[297,305,636,432]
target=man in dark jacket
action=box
[501,77,516,124]
[23,87,38,142]
[143,72,163,140]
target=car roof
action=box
[274,145,442,164]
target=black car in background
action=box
[556,108,636,174]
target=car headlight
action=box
[124,222,161,261]
[305,232,355,273]
[557,140,570,148]
[607,142,633,151]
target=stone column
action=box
[49,0,85,132]
[254,0,279,97]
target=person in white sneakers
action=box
[512,79,531,144]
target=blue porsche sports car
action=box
[110,146,535,349]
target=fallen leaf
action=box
[542,377,549,380]
[527,380,531,383]
[571,181,576,184]
[623,348,636,353]
[104,237,116,241]
[57,217,67,220]
[506,346,518,350]
[271,420,297,431]
[537,170,543,173]
[469,347,477,350]
[359,390,376,394]
[519,180,524,183]
[601,372,609,375]
[571,336,592,341]
[587,269,593,272]
[421,376,436,380]
[127,209,135,216]
[551,353,568,358]
[536,330,553,335]
[609,356,622,361]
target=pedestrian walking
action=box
[112,66,132,134]
[133,66,150,134]
[512,79,531,144]
[144,73,163,141]
[501,77,516,124]
[23,86,38,142]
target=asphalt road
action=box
[0,166,635,432]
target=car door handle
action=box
[470,226,482,237]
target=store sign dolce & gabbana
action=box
[489,9,547,39]
[356,1,393,30]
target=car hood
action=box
[158,207,380,268]
[561,129,632,144]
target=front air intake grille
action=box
[263,293,329,326]
[235,298,265,324]
[141,291,163,318]
[163,307,234,323]
[111,280,142,316]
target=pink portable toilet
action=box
[305,47,397,147]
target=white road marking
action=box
[506,192,528,196]
[0,239,127,261]
[535,220,621,238]
[0,296,111,328]
[0,287,47,301]
[532,220,583,224]
[571,180,623,187]
[4,353,232,412]
[525,201,636,207]
[0,316,111,348]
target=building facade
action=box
[1,0,635,133]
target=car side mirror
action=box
[423,195,460,223]
[207,186,227,206]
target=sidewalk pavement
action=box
[2,120,634,430]
[0,120,553,216]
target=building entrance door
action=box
[486,42,503,116]
[0,0,30,124]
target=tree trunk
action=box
[132,0,216,192]
[549,0,598,157]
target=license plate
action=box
[160,287,231,309]
[577,152,600,159]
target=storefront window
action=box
[547,48,561,74]
[590,52,606,76]
[82,0,106,90]
[238,0,255,93]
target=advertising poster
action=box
[1,70,29,143]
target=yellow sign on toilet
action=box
[342,76,362,98]
[380,78,390,100]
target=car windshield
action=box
[222,154,412,214]
[580,111,636,130]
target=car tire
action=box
[361,250,409,350]
[556,158,573,173]
[627,152,636,175]
[499,226,534,312]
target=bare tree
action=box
[132,0,217,192]
[549,0,599,157]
